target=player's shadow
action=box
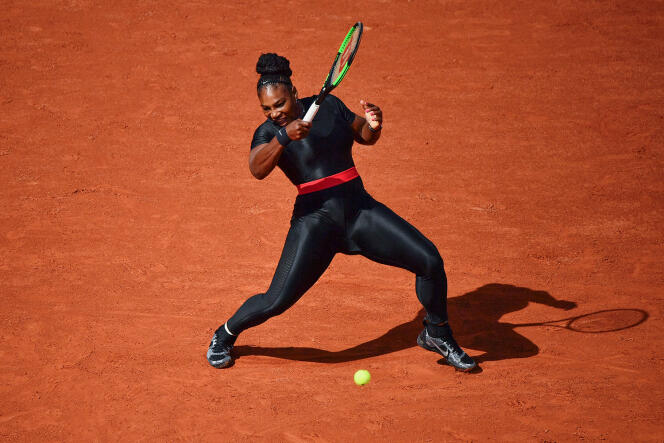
[234,283,584,364]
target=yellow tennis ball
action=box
[354,369,371,386]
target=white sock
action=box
[224,322,234,336]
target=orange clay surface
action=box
[1,1,663,441]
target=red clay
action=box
[1,0,663,441]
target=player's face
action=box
[258,84,299,127]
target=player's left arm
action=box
[351,99,382,145]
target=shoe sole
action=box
[417,333,476,372]
[209,361,232,369]
[208,356,233,369]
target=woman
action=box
[207,53,476,372]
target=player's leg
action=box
[228,215,338,333]
[207,214,338,368]
[347,198,448,322]
[346,197,476,371]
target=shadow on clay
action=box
[233,283,648,365]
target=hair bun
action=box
[256,53,292,77]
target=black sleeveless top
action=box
[250,95,357,185]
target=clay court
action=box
[1,0,663,441]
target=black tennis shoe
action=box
[206,331,233,369]
[417,328,476,372]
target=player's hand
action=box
[360,100,382,130]
[285,119,311,141]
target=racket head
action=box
[317,22,363,101]
[330,22,363,86]
[566,308,648,333]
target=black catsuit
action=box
[226,94,448,335]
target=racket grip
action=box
[303,103,320,122]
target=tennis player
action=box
[207,53,476,372]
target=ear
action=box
[291,86,298,99]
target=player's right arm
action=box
[249,119,311,180]
[249,138,285,180]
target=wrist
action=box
[368,123,382,133]
[276,127,292,146]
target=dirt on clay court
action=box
[1,0,663,441]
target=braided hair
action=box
[256,53,293,92]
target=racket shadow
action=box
[233,283,649,364]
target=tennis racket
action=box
[504,308,648,333]
[303,22,363,123]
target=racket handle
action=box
[303,103,320,122]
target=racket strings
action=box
[331,27,362,85]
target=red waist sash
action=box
[296,167,360,195]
